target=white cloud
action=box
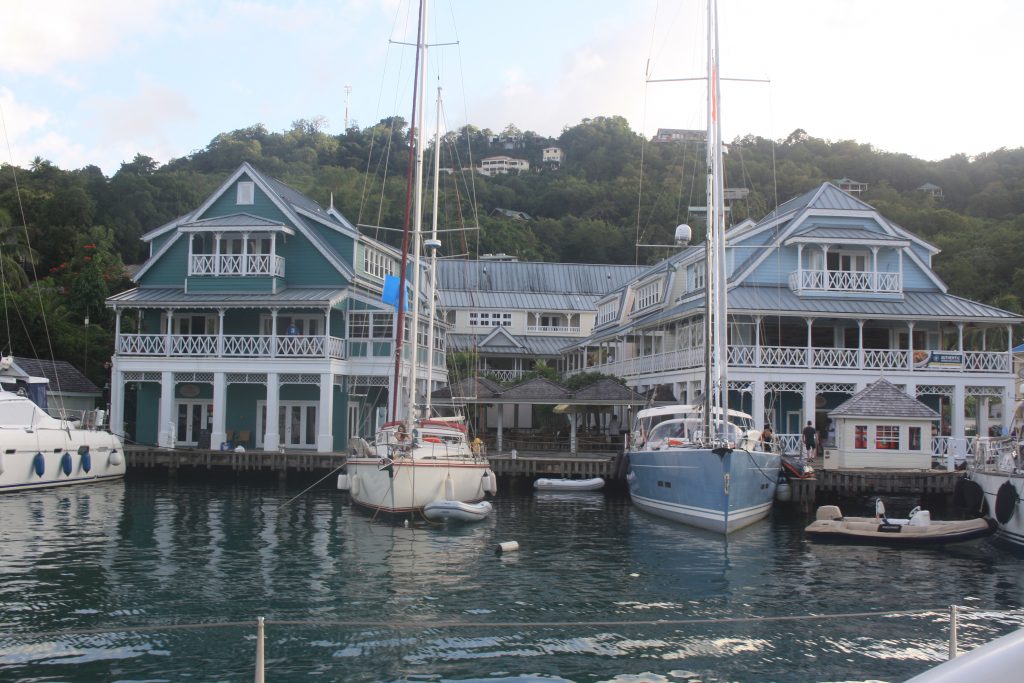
[0,0,169,77]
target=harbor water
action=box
[2,475,1024,682]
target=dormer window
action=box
[693,263,706,291]
[634,280,662,312]
[237,181,255,205]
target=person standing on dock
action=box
[802,420,817,459]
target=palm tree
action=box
[0,208,39,291]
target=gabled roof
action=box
[500,377,571,400]
[133,162,356,283]
[107,286,349,309]
[177,213,295,235]
[11,357,100,396]
[829,379,938,420]
[478,326,525,351]
[784,226,908,247]
[449,333,573,357]
[431,376,503,401]
[571,378,646,403]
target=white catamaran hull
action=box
[343,459,493,513]
[627,447,780,534]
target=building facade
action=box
[565,182,1022,456]
[105,163,444,451]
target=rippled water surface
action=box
[1,476,1024,682]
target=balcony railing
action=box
[118,333,346,359]
[189,254,285,277]
[573,344,1009,378]
[788,269,901,294]
[526,325,581,334]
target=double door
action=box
[257,401,318,450]
[176,401,213,446]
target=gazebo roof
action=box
[828,379,939,420]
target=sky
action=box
[2,0,1023,177]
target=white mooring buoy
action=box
[495,540,519,555]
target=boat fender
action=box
[955,478,984,512]
[444,476,455,500]
[109,449,123,466]
[351,474,361,496]
[775,481,792,503]
[337,474,351,491]
[33,452,45,477]
[80,449,92,473]
[995,481,1019,524]
[60,451,73,476]
[486,469,498,495]
[495,541,519,555]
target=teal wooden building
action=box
[105,163,436,451]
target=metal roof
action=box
[448,333,572,357]
[436,260,645,297]
[441,291,603,311]
[829,379,939,419]
[106,287,348,309]
[764,182,875,221]
[785,226,907,245]
[178,213,294,234]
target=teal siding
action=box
[202,176,290,223]
[187,276,279,293]
[227,384,263,444]
[134,383,161,445]
[138,236,188,286]
[279,232,345,287]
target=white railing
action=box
[526,325,580,334]
[117,333,345,359]
[788,269,902,294]
[189,254,285,277]
[574,343,1008,378]
[483,369,526,382]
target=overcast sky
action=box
[2,0,1022,176]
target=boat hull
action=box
[344,458,492,513]
[805,516,996,546]
[534,477,604,492]
[627,447,780,534]
[0,430,126,493]
[970,471,1024,548]
[423,499,492,522]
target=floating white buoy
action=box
[337,474,351,491]
[495,540,519,555]
[629,573,639,578]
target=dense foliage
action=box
[2,116,1023,385]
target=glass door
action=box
[176,401,212,446]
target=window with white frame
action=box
[348,312,393,339]
[363,246,396,280]
[597,300,618,325]
[237,181,255,205]
[634,280,662,311]
[469,312,512,327]
[692,263,706,291]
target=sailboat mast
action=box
[406,0,430,430]
[425,87,443,418]
[703,0,727,438]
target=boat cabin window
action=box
[875,425,900,450]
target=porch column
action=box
[802,380,816,431]
[871,246,879,289]
[158,371,175,448]
[796,244,804,288]
[805,318,814,369]
[214,232,222,275]
[187,234,194,275]
[212,371,227,447]
[264,373,280,451]
[906,321,915,370]
[857,320,865,370]
[1003,383,1013,435]
[114,309,122,352]
[165,309,174,356]
[217,308,226,357]
[754,315,762,367]
[752,378,766,430]
[324,306,331,359]
[978,396,990,439]
[950,384,966,471]
[570,411,578,455]
[109,366,124,439]
[317,373,334,452]
[270,310,278,358]
[241,232,250,275]
[271,234,277,275]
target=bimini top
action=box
[0,390,62,429]
[636,404,754,421]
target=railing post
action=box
[255,616,265,682]
[948,604,958,659]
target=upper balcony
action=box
[117,333,346,359]
[572,344,1011,380]
[526,325,581,334]
[190,253,285,277]
[788,268,901,295]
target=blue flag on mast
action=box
[382,274,410,310]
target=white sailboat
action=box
[339,0,495,515]
[626,0,781,534]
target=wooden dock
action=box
[126,446,347,478]
[487,450,623,480]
